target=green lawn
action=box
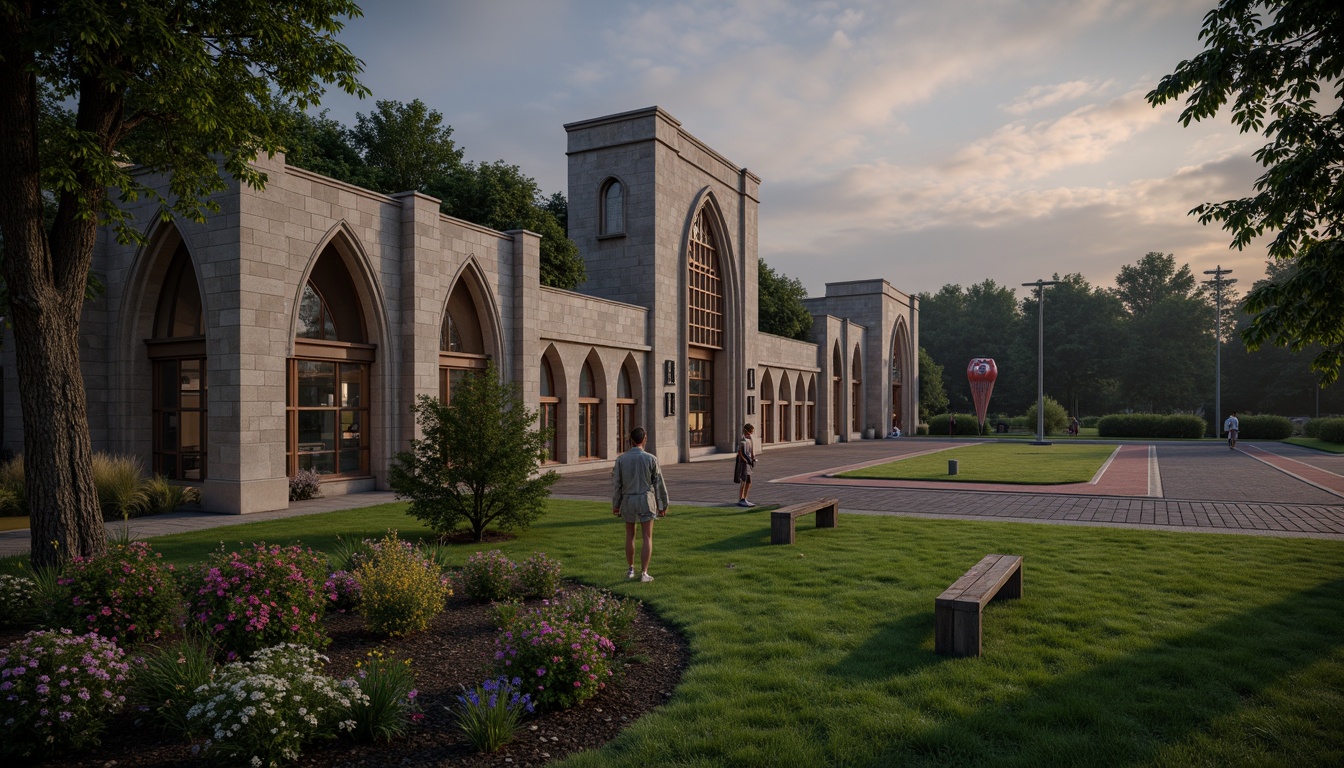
[1285,437,1344,454]
[839,443,1118,484]
[4,500,1342,766]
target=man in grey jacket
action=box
[612,427,669,582]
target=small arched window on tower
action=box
[599,178,625,237]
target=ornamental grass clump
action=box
[188,542,330,659]
[355,533,450,637]
[457,549,519,603]
[494,615,615,711]
[133,637,216,737]
[516,552,563,599]
[58,540,181,645]
[451,675,535,753]
[187,644,365,767]
[0,574,35,628]
[348,648,420,742]
[0,629,138,760]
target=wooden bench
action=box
[770,498,839,545]
[934,554,1023,657]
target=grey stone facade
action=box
[0,106,918,514]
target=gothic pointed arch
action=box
[287,225,384,478]
[778,372,792,443]
[831,343,843,438]
[759,370,775,444]
[539,345,567,463]
[616,353,641,452]
[440,256,504,402]
[682,189,741,453]
[806,376,817,441]
[851,345,863,434]
[891,316,911,432]
[578,349,607,460]
[135,220,208,481]
[794,376,807,442]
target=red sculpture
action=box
[967,358,997,433]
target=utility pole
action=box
[1202,266,1236,437]
[1022,278,1059,445]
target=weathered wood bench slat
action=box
[934,554,1023,657]
[769,497,839,545]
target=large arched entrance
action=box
[891,320,910,432]
[148,241,207,481]
[686,206,723,449]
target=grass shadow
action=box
[828,611,940,679]
[864,578,1344,766]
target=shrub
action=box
[516,552,563,599]
[388,364,559,542]
[0,456,26,517]
[926,413,980,436]
[915,423,929,436]
[495,615,615,711]
[355,533,450,637]
[133,638,216,737]
[0,629,138,760]
[324,570,362,614]
[187,644,365,767]
[519,586,640,651]
[327,535,375,572]
[58,540,181,645]
[0,574,35,628]
[1313,417,1344,444]
[1024,396,1069,435]
[289,468,323,501]
[348,648,420,742]
[1097,413,1207,439]
[188,542,330,659]
[452,675,534,753]
[1238,414,1294,440]
[1081,415,1101,428]
[458,550,519,603]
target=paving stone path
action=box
[3,438,1341,559]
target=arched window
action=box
[540,357,559,463]
[600,178,625,236]
[760,371,774,445]
[287,245,373,478]
[832,346,843,438]
[440,278,489,403]
[578,359,602,459]
[778,374,791,443]
[149,243,207,481]
[851,349,863,434]
[687,206,722,449]
[795,378,807,441]
[617,364,637,452]
[806,377,817,441]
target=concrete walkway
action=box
[3,438,1342,559]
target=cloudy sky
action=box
[318,0,1268,299]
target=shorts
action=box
[620,496,657,524]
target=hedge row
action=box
[1234,414,1293,440]
[1097,413,1206,439]
[1307,417,1344,443]
[927,413,985,435]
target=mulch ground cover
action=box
[4,588,688,767]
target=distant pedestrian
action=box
[948,413,957,435]
[734,423,757,507]
[1070,416,1080,436]
[1224,411,1240,450]
[612,427,668,582]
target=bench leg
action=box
[995,562,1023,601]
[816,503,838,529]
[770,514,795,545]
[936,605,983,657]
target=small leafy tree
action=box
[917,347,947,422]
[389,362,557,541]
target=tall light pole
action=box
[1202,266,1236,437]
[1022,278,1059,445]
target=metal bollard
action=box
[948,459,959,476]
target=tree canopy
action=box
[757,259,812,341]
[280,99,586,290]
[1148,0,1344,383]
[0,0,368,566]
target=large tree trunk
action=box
[0,4,108,568]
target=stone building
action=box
[1,106,919,514]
